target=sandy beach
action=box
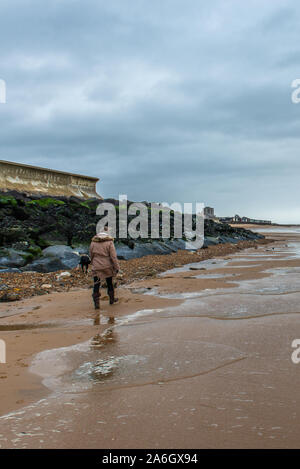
[0,227,300,448]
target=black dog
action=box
[79,255,91,274]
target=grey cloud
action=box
[0,0,300,222]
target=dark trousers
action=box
[93,276,113,296]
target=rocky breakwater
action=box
[0,192,264,273]
[115,218,264,260]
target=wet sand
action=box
[0,289,180,417]
[0,227,300,448]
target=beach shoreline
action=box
[0,238,272,302]
[1,227,299,448]
[0,235,273,418]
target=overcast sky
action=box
[0,0,300,223]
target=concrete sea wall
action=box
[0,160,101,199]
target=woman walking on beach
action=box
[90,228,120,310]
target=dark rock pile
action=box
[0,191,264,271]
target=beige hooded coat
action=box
[90,233,120,281]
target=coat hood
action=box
[91,232,114,243]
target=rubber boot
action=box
[108,289,118,305]
[92,292,100,310]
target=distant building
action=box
[204,207,215,219]
[219,214,272,225]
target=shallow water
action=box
[159,257,230,275]
[28,312,243,393]
[251,226,300,234]
[193,273,234,279]
[165,292,300,320]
